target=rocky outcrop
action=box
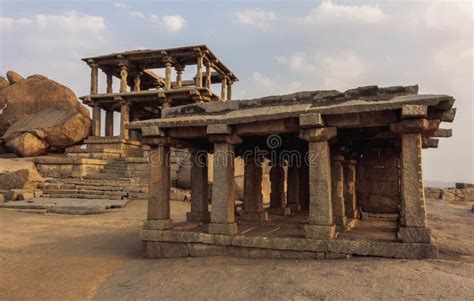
[0,71,90,136]
[0,76,8,90]
[425,186,474,202]
[0,158,44,201]
[6,71,24,84]
[2,109,91,157]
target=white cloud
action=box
[277,50,367,90]
[35,11,105,33]
[127,10,185,32]
[113,2,128,9]
[0,17,33,30]
[162,15,185,32]
[251,72,302,96]
[234,9,277,30]
[296,0,387,24]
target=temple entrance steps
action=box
[38,177,148,201]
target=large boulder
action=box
[0,72,90,136]
[2,108,91,157]
[6,71,24,84]
[0,158,44,190]
[0,76,8,90]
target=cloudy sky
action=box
[0,0,472,183]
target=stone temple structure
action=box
[75,45,237,157]
[128,82,456,259]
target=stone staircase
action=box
[39,177,148,201]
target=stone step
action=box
[46,192,124,200]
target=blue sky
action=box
[0,0,472,182]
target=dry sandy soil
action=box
[0,198,473,300]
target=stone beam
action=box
[390,119,440,134]
[401,105,427,119]
[235,119,299,136]
[300,113,324,128]
[432,128,452,138]
[422,138,439,149]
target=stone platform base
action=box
[141,229,437,260]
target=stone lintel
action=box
[207,124,232,135]
[305,224,336,239]
[300,113,324,128]
[398,227,432,243]
[143,219,173,230]
[209,133,242,145]
[401,105,427,119]
[208,223,238,235]
[440,108,456,122]
[390,119,440,134]
[422,138,439,148]
[142,125,166,137]
[299,127,337,142]
[432,128,452,138]
[332,154,345,162]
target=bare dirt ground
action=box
[0,198,473,300]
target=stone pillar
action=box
[299,127,337,239]
[164,62,172,90]
[120,101,129,140]
[105,110,114,137]
[220,76,227,101]
[92,103,101,137]
[268,161,290,216]
[207,124,241,235]
[175,64,184,88]
[398,133,431,242]
[205,62,212,89]
[196,55,203,88]
[133,73,141,91]
[144,142,172,230]
[390,117,439,243]
[106,73,113,93]
[186,150,210,223]
[88,61,98,95]
[227,81,232,100]
[241,156,268,221]
[331,154,346,230]
[343,159,358,219]
[287,165,301,212]
[119,65,128,93]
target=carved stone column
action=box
[164,61,172,90]
[220,76,227,101]
[186,149,210,223]
[92,103,101,137]
[119,65,128,93]
[331,154,347,230]
[88,60,98,95]
[106,72,113,93]
[300,126,337,239]
[144,139,172,230]
[241,155,268,221]
[207,124,242,235]
[226,80,232,100]
[175,64,185,88]
[287,165,301,212]
[120,101,130,140]
[105,110,114,137]
[343,159,358,219]
[133,73,141,91]
[196,54,203,88]
[205,62,212,89]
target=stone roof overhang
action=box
[128,85,456,149]
[82,45,238,82]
